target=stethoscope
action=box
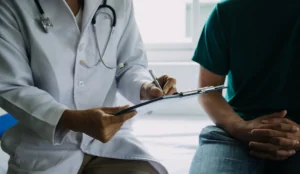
[34,0,124,69]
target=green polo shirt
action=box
[193,0,300,122]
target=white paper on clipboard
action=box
[134,94,200,116]
[115,85,227,116]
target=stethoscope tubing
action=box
[34,0,119,69]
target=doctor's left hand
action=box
[140,75,177,100]
[59,106,136,143]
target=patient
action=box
[189,0,300,173]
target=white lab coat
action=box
[0,0,168,173]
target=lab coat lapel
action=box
[37,0,81,35]
[37,0,103,34]
[81,0,103,32]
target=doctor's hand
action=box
[60,105,136,143]
[140,75,177,100]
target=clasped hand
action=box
[231,110,300,161]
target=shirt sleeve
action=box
[192,5,230,76]
[116,0,153,104]
[0,2,70,145]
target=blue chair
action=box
[0,114,17,139]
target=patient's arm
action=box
[198,65,243,133]
[193,5,242,132]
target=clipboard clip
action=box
[176,85,226,96]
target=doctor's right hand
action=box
[59,105,136,143]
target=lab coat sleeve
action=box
[116,0,153,105]
[0,3,69,145]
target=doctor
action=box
[0,0,177,173]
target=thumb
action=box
[109,110,136,124]
[102,105,130,114]
[262,110,287,119]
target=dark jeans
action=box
[189,125,300,174]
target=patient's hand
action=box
[59,105,136,143]
[229,110,299,160]
[249,115,300,160]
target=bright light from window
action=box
[133,0,193,44]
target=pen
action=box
[148,70,165,95]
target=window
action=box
[133,0,193,45]
[133,0,220,61]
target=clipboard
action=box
[114,85,227,116]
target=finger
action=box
[121,110,137,120]
[270,137,299,148]
[258,123,299,132]
[276,149,296,157]
[166,86,177,95]
[282,119,298,125]
[101,105,130,114]
[249,142,296,158]
[105,111,137,125]
[108,111,136,124]
[148,84,164,98]
[156,75,169,85]
[161,76,176,94]
[251,129,299,148]
[249,151,289,161]
[261,118,297,126]
[261,110,287,120]
[249,141,280,152]
[251,129,289,138]
[249,141,297,155]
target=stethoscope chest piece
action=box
[39,14,53,33]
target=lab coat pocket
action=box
[12,141,65,171]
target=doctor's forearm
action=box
[59,110,84,132]
[199,92,243,134]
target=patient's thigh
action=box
[189,126,263,174]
